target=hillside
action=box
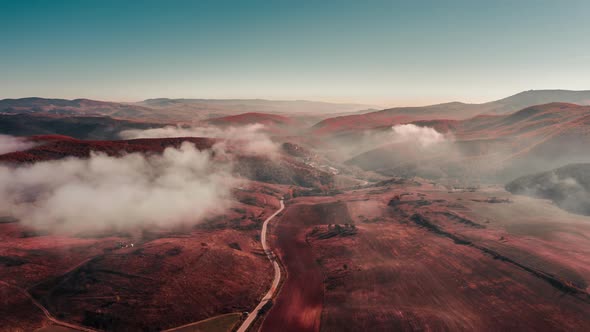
[312,90,590,135]
[139,98,375,115]
[311,102,483,135]
[486,90,590,114]
[0,97,154,119]
[207,112,294,126]
[0,136,333,189]
[0,97,373,124]
[206,112,301,132]
[0,114,162,140]
[506,163,590,215]
[345,103,590,181]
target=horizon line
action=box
[1,88,590,109]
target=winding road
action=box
[236,199,285,332]
[0,280,96,332]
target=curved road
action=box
[236,199,285,332]
[0,280,96,332]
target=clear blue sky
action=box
[1,0,589,106]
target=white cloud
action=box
[0,135,35,154]
[0,142,241,234]
[120,124,279,157]
[390,124,448,147]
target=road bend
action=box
[236,198,285,332]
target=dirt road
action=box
[0,280,95,332]
[236,199,285,332]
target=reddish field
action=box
[3,98,590,331]
[260,202,341,332]
[0,182,289,331]
[264,181,590,332]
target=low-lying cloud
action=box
[390,124,449,147]
[506,166,590,215]
[120,124,279,157]
[0,135,35,155]
[0,142,240,233]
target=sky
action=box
[1,0,589,106]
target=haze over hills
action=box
[3,91,590,183]
[3,90,590,133]
[0,113,160,140]
[3,90,590,332]
[138,98,377,114]
[507,163,590,216]
[312,89,590,135]
[344,103,590,182]
[0,97,376,125]
[0,97,154,119]
[486,90,590,114]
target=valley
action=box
[3,2,590,330]
[2,90,590,331]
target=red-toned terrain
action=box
[311,90,590,136]
[259,202,333,332]
[263,180,590,332]
[311,102,482,135]
[345,103,590,181]
[0,133,332,330]
[207,112,295,128]
[0,136,217,163]
[0,180,290,331]
[0,97,373,124]
[0,98,154,118]
[205,112,311,136]
[2,92,590,331]
[0,114,162,140]
[0,135,334,189]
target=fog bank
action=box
[0,142,240,233]
[120,124,278,157]
[390,124,449,147]
[0,135,35,154]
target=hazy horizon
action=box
[3,88,590,110]
[1,0,589,106]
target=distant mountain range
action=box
[311,90,590,134]
[0,114,159,140]
[486,90,590,114]
[138,98,376,114]
[2,89,590,142]
[2,90,590,128]
[0,97,376,123]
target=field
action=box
[263,181,590,331]
[3,92,590,331]
[0,182,288,331]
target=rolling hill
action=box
[0,97,154,119]
[486,89,590,114]
[311,90,590,135]
[0,114,162,140]
[138,98,375,115]
[0,97,374,124]
[0,135,333,189]
[345,103,590,181]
